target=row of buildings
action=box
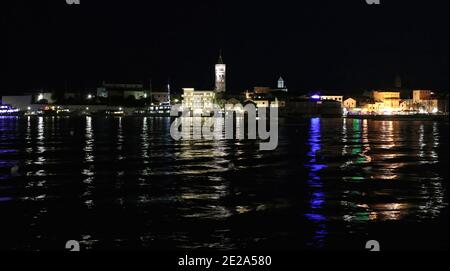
[1,52,448,116]
[1,82,172,111]
[181,87,448,117]
[303,89,448,115]
[179,54,448,115]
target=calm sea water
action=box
[0,116,448,251]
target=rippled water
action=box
[0,116,448,250]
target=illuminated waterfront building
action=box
[343,98,357,109]
[417,99,439,114]
[412,90,439,113]
[320,95,344,104]
[362,91,401,114]
[182,88,216,114]
[413,90,434,103]
[362,102,383,113]
[372,91,401,108]
[400,99,415,112]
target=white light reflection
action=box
[82,116,95,209]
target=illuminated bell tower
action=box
[215,52,226,93]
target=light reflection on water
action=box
[0,116,448,250]
[305,118,327,249]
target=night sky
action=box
[3,0,449,95]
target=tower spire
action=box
[215,50,226,93]
[167,77,171,104]
[218,50,224,64]
[395,74,402,89]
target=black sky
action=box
[2,0,449,95]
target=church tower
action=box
[277,76,288,92]
[395,74,402,89]
[215,51,226,93]
[278,77,285,89]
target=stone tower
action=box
[215,51,226,93]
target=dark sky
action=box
[2,0,449,95]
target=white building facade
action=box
[182,88,216,114]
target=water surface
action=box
[0,116,448,250]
